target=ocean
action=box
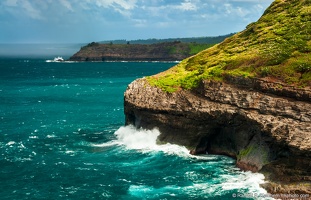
[0,58,269,199]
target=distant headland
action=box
[68,34,234,62]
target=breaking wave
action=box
[91,125,270,199]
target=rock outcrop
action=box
[124,78,311,194]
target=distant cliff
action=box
[99,34,234,45]
[124,0,311,194]
[69,41,216,62]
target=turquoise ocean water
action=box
[0,58,269,199]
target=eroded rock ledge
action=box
[124,78,311,194]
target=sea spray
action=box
[113,125,190,156]
[114,125,160,151]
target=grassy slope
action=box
[148,0,311,92]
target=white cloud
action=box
[79,0,138,17]
[93,0,136,9]
[175,0,198,11]
[2,0,45,20]
[223,3,250,17]
[4,0,18,6]
[133,19,147,27]
[0,0,274,42]
[59,0,73,12]
[20,0,43,20]
[157,0,199,12]
[155,21,171,28]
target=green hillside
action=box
[148,0,311,92]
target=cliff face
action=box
[124,78,311,193]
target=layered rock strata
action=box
[124,78,311,194]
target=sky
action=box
[0,0,274,44]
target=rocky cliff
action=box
[124,78,311,194]
[123,0,311,194]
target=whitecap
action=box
[65,150,75,155]
[221,171,269,197]
[101,192,112,198]
[55,162,68,166]
[91,140,120,148]
[76,167,91,171]
[46,134,56,138]
[129,185,180,198]
[15,157,32,162]
[6,141,16,146]
[83,162,94,166]
[118,178,131,183]
[19,143,26,149]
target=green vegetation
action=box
[82,42,100,48]
[237,144,269,165]
[189,43,214,54]
[148,0,311,92]
[99,34,234,45]
[237,145,255,160]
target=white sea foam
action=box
[129,185,179,198]
[90,125,190,157]
[92,140,120,148]
[65,150,75,154]
[45,60,77,63]
[180,167,270,199]
[94,125,270,198]
[129,171,271,199]
[93,126,241,162]
[113,125,191,157]
[6,141,16,146]
[220,171,270,198]
[114,125,160,150]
